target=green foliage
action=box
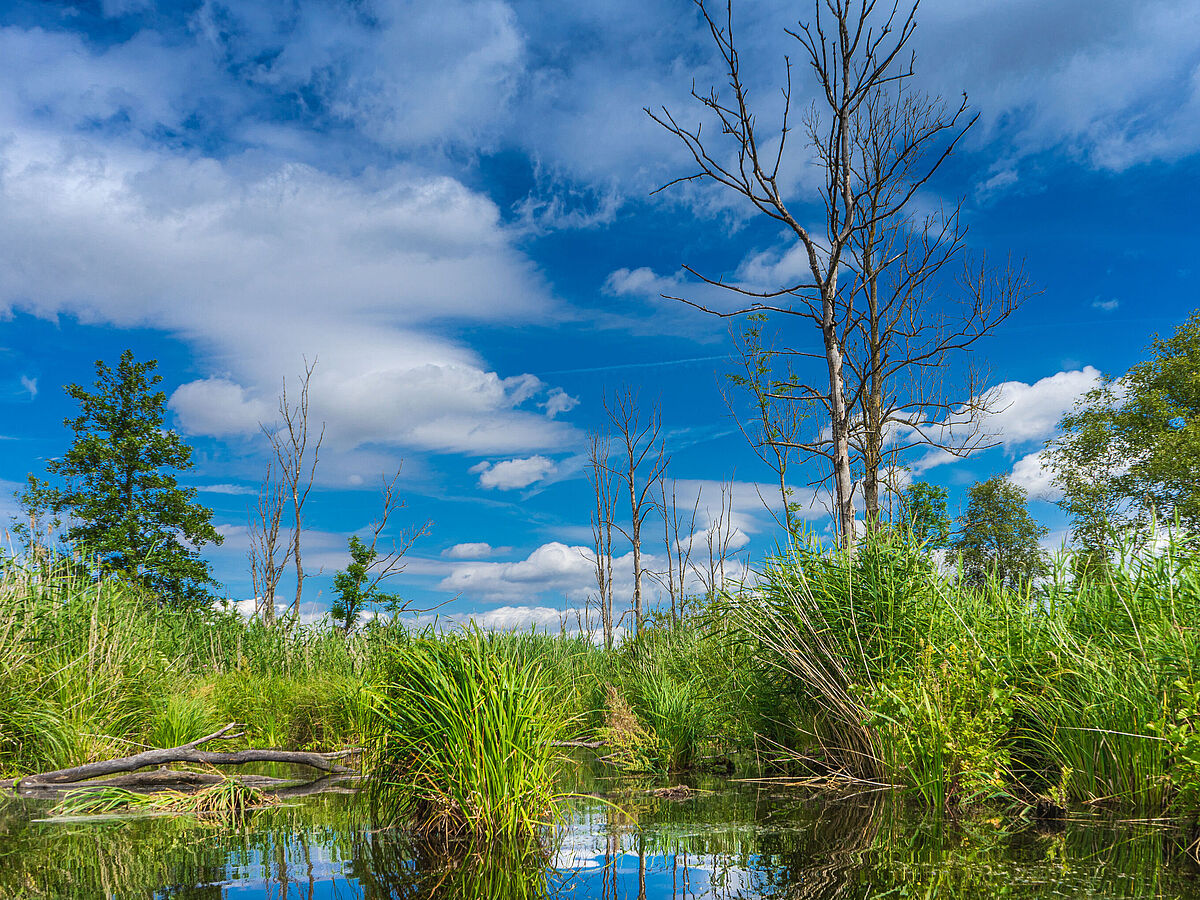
[55,776,270,825]
[953,477,1048,590]
[366,628,571,844]
[210,669,369,749]
[1048,310,1200,554]
[18,350,222,606]
[147,692,217,749]
[331,535,405,633]
[899,481,951,550]
[864,643,1013,808]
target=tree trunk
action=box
[14,723,356,788]
[628,462,643,636]
[822,290,856,549]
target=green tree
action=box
[953,477,1047,591]
[19,351,222,605]
[329,469,428,633]
[899,481,951,550]
[331,536,402,633]
[1047,311,1200,555]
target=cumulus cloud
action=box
[439,541,602,602]
[473,455,557,490]
[1010,449,1062,501]
[442,542,499,559]
[914,367,1101,471]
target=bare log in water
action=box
[13,723,359,789]
[10,769,362,798]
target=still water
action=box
[3,775,1200,899]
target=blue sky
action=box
[0,0,1197,628]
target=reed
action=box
[365,628,571,844]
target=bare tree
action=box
[247,461,291,626]
[262,359,325,621]
[586,431,618,649]
[844,87,1028,528]
[649,0,972,548]
[654,477,700,625]
[691,480,739,601]
[604,388,669,637]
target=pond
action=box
[3,773,1200,899]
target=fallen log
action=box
[550,740,606,749]
[14,723,360,789]
[15,769,363,798]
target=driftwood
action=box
[13,723,359,790]
[11,769,363,799]
[550,739,606,749]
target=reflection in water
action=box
[1,780,1199,899]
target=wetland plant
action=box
[366,628,570,844]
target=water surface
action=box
[3,776,1198,898]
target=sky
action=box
[0,0,1197,629]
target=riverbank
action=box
[4,529,1200,824]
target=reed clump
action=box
[739,527,1200,814]
[55,776,272,825]
[365,628,571,844]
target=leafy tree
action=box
[329,469,428,633]
[330,536,404,633]
[953,477,1047,591]
[1047,311,1200,554]
[19,351,222,605]
[898,481,951,550]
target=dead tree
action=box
[586,431,617,649]
[247,461,291,626]
[725,317,810,538]
[691,480,739,601]
[649,0,972,548]
[654,477,700,625]
[12,723,355,790]
[844,87,1027,528]
[263,358,325,622]
[604,388,669,637]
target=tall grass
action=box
[737,528,1200,813]
[366,628,571,843]
[0,552,372,777]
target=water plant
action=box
[54,776,272,825]
[365,628,571,843]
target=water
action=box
[3,776,1200,899]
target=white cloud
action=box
[460,605,564,630]
[170,379,273,438]
[913,367,1101,471]
[603,266,682,298]
[985,368,1102,447]
[474,455,557,490]
[1010,449,1062,502]
[0,123,577,457]
[1092,298,1120,312]
[542,387,579,419]
[19,375,36,399]
[439,541,603,602]
[442,542,498,559]
[196,483,257,496]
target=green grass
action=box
[9,526,1200,821]
[365,628,571,844]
